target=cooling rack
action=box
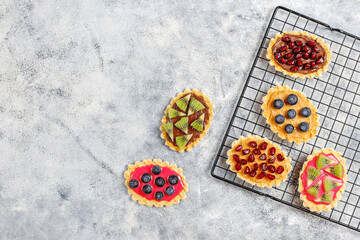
[211,6,360,232]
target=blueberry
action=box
[142,185,152,194]
[165,186,175,195]
[129,179,139,189]
[154,191,164,200]
[168,175,179,185]
[286,94,298,105]
[300,107,311,117]
[155,177,165,187]
[287,109,297,119]
[273,99,284,109]
[285,124,294,133]
[275,115,285,124]
[299,122,310,132]
[141,173,152,183]
[151,165,162,175]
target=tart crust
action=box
[267,31,332,79]
[226,135,292,188]
[261,85,319,144]
[160,89,214,152]
[124,159,189,207]
[298,148,347,212]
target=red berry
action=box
[244,166,250,174]
[310,52,317,59]
[295,53,302,59]
[288,42,294,49]
[303,52,309,59]
[249,141,257,148]
[241,159,247,165]
[242,149,250,155]
[250,170,257,177]
[295,40,302,46]
[279,46,287,52]
[268,157,276,164]
[290,66,298,71]
[284,53,292,59]
[277,166,285,174]
[313,46,320,53]
[311,61,316,68]
[253,163,259,171]
[267,174,275,180]
[297,60,303,66]
[260,163,268,171]
[282,37,290,42]
[259,153,267,160]
[258,172,266,179]
[233,155,240,163]
[307,41,315,47]
[235,145,243,151]
[274,53,281,59]
[253,148,261,155]
[302,46,308,52]
[235,163,241,171]
[279,58,286,64]
[293,47,301,53]
[317,57,324,64]
[304,63,311,69]
[268,165,276,173]
[259,142,268,150]
[269,147,276,156]
[248,154,255,163]
[277,154,284,161]
[287,60,295,65]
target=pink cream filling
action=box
[300,153,344,205]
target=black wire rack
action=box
[211,6,360,232]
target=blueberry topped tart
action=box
[160,89,214,152]
[267,31,331,79]
[262,85,319,144]
[226,135,292,188]
[124,159,188,207]
[298,149,347,212]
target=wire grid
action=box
[210,6,360,232]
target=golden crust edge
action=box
[226,134,292,188]
[298,148,347,212]
[124,159,189,207]
[160,89,215,153]
[261,85,320,144]
[266,31,332,79]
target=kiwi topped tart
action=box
[160,89,214,152]
[298,148,347,212]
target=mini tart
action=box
[226,135,292,187]
[298,149,347,212]
[160,89,214,152]
[267,31,331,79]
[261,85,319,144]
[124,159,188,207]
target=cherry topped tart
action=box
[267,31,331,79]
[226,135,292,187]
[298,149,347,212]
[160,89,214,152]
[262,85,319,144]
[124,159,188,207]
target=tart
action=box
[267,31,331,79]
[226,135,292,187]
[261,85,319,144]
[124,159,188,207]
[160,89,214,152]
[298,149,347,212]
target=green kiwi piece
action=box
[175,94,191,112]
[175,134,193,149]
[317,192,333,203]
[306,183,320,198]
[323,178,340,192]
[190,113,205,132]
[162,123,174,141]
[168,107,186,119]
[326,164,344,178]
[174,117,188,134]
[188,98,205,115]
[307,167,321,185]
[316,154,333,169]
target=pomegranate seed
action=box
[295,53,302,59]
[242,149,250,155]
[267,174,275,180]
[233,155,240,163]
[288,42,294,49]
[284,53,292,59]
[297,60,303,66]
[293,47,301,53]
[279,58,286,64]
[268,157,276,164]
[260,163,268,171]
[277,154,284,161]
[282,37,290,42]
[277,166,285,174]
[303,52,309,59]
[287,60,295,65]
[253,163,259,171]
[249,141,257,148]
[248,154,255,163]
[311,61,316,68]
[304,63,311,69]
[307,41,315,47]
[240,159,247,165]
[295,40,302,46]
[279,46,287,52]
[317,57,324,64]
[269,147,276,156]
[253,148,261,155]
[302,46,308,52]
[310,52,317,59]
[244,166,250,174]
[274,53,281,59]
[258,172,266,179]
[235,145,243,151]
[268,165,276,173]
[250,170,257,177]
[290,66,299,71]
[235,163,241,171]
[260,153,267,160]
[313,46,320,53]
[259,142,268,150]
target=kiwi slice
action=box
[307,167,321,185]
[316,154,333,169]
[176,134,193,149]
[175,94,191,112]
[162,123,174,141]
[325,164,344,178]
[188,98,205,115]
[174,117,188,134]
[323,178,340,192]
[306,183,320,198]
[316,192,333,203]
[168,107,186,119]
[190,113,205,132]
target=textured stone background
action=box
[0,0,359,239]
